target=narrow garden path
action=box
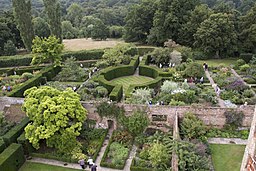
[204,70,226,107]
[28,128,137,171]
[208,138,247,145]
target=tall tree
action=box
[31,36,64,66]
[66,3,83,28]
[12,0,34,51]
[33,17,51,38]
[194,13,237,58]
[0,23,13,55]
[124,0,157,43]
[148,0,199,45]
[43,0,62,42]
[239,3,256,53]
[22,86,87,155]
[179,4,212,46]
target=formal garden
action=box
[0,39,255,170]
[1,1,256,170]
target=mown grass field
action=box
[19,162,81,171]
[210,144,245,171]
[63,38,124,51]
[111,76,154,92]
[196,58,239,67]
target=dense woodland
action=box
[0,0,256,57]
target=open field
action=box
[19,162,81,171]
[111,76,154,92]
[196,58,239,67]
[63,38,124,51]
[210,144,245,171]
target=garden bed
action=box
[100,130,133,169]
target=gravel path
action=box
[208,138,247,145]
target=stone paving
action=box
[28,127,137,171]
[204,70,226,108]
[208,138,247,145]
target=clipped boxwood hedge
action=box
[2,117,30,146]
[8,66,61,97]
[0,138,6,154]
[0,143,25,171]
[130,158,155,171]
[31,152,77,163]
[17,132,35,155]
[139,65,159,78]
[0,49,104,68]
[92,129,108,162]
[137,47,155,56]
[109,85,123,102]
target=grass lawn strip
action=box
[210,144,245,171]
[19,162,81,171]
[111,76,154,92]
[196,58,238,67]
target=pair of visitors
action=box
[78,158,97,170]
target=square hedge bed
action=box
[100,130,133,170]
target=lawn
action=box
[63,38,124,51]
[111,76,154,92]
[19,162,81,171]
[210,144,245,171]
[196,58,238,67]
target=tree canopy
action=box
[31,36,64,66]
[22,86,87,155]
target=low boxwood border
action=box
[0,138,6,154]
[0,143,25,171]
[8,66,61,97]
[130,158,156,171]
[2,117,30,146]
[92,129,108,162]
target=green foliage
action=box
[160,80,179,94]
[240,64,250,71]
[8,66,61,97]
[108,142,129,166]
[124,0,157,43]
[96,102,125,119]
[3,40,16,56]
[96,43,136,67]
[66,3,83,28]
[12,0,34,51]
[31,36,64,66]
[43,0,62,42]
[148,141,169,168]
[224,110,244,128]
[126,88,153,104]
[121,110,149,137]
[206,127,249,140]
[0,111,15,136]
[194,13,237,57]
[62,21,79,39]
[54,57,87,82]
[0,143,25,171]
[149,48,172,66]
[180,112,207,140]
[2,117,29,146]
[21,72,34,80]
[94,86,108,98]
[242,89,255,98]
[109,85,123,102]
[32,17,51,38]
[184,62,204,78]
[0,138,6,153]
[22,86,87,155]
[111,131,133,147]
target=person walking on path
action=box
[87,157,94,168]
[91,163,97,171]
[78,158,85,170]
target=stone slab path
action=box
[28,128,137,171]
[208,138,247,145]
[205,70,226,108]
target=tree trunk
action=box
[215,50,220,58]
